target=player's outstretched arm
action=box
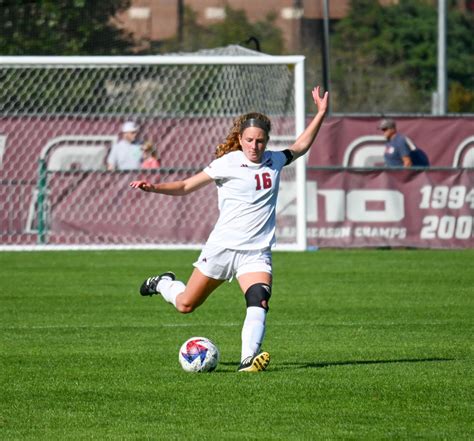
[130,171,213,196]
[290,86,329,161]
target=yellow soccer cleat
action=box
[238,351,270,372]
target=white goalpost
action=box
[0,50,307,251]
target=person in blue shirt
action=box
[379,118,413,167]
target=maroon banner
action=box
[307,116,474,168]
[299,168,474,248]
[1,116,473,178]
[1,115,473,247]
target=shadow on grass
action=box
[218,357,454,372]
[277,357,455,371]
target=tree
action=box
[449,82,474,113]
[331,0,474,113]
[0,0,139,114]
[0,0,135,55]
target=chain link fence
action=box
[0,48,303,248]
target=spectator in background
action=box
[141,141,161,169]
[379,118,413,167]
[379,118,430,168]
[107,121,143,171]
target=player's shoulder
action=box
[218,150,245,165]
[267,149,287,158]
[264,149,291,166]
[207,150,242,171]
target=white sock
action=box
[157,278,185,308]
[241,306,267,361]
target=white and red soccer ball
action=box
[178,337,220,373]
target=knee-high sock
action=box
[241,306,267,361]
[157,278,185,308]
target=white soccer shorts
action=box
[193,244,272,281]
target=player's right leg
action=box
[140,272,176,297]
[139,268,223,314]
[174,268,224,313]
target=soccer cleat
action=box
[139,272,175,296]
[237,351,270,372]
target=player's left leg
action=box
[237,271,272,372]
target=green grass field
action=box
[1,249,473,440]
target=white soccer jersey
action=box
[203,149,291,250]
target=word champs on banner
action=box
[290,169,473,249]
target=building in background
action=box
[116,0,473,53]
[116,0,350,52]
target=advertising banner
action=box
[296,168,474,248]
[306,116,474,168]
[1,116,473,248]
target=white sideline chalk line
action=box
[1,321,439,331]
[2,323,241,330]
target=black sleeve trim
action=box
[282,149,294,166]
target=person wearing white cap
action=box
[107,121,143,171]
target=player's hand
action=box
[312,86,329,114]
[129,180,154,192]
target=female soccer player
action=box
[130,85,328,372]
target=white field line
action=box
[2,323,241,330]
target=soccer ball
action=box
[178,336,220,373]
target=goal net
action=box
[0,46,306,250]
